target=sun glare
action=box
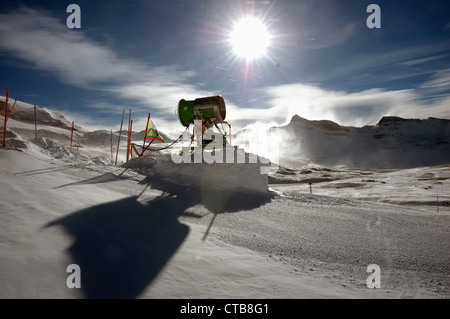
[230,17,270,60]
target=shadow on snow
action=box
[45,171,274,299]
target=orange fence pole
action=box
[5,98,17,123]
[115,109,125,165]
[127,120,133,163]
[2,88,8,147]
[126,109,131,162]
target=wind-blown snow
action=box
[256,115,450,169]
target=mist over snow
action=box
[269,115,450,169]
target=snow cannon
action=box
[178,95,226,129]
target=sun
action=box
[230,17,270,60]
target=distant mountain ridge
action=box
[270,115,450,169]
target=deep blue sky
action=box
[0,0,449,132]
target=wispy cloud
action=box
[262,84,450,127]
[0,7,211,114]
[317,41,450,85]
[0,8,142,86]
[112,82,212,112]
[420,68,450,93]
[400,53,449,66]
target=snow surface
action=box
[1,102,449,299]
[124,150,270,195]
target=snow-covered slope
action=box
[268,115,450,169]
[1,100,83,132]
[0,99,163,163]
[1,145,449,299]
[0,98,172,158]
[1,100,449,299]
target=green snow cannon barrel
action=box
[178,95,226,128]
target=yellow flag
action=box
[145,117,164,142]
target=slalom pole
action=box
[34,103,37,139]
[126,109,131,162]
[127,120,133,163]
[70,121,74,151]
[142,113,150,149]
[5,98,18,123]
[110,130,113,161]
[115,109,125,165]
[2,88,8,147]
